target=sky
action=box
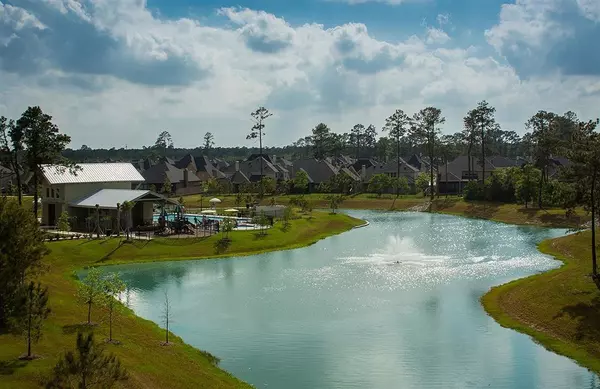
[0,0,599,149]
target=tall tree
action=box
[526,111,559,208]
[0,197,47,330]
[154,131,173,154]
[375,136,392,162]
[11,282,50,359]
[102,273,126,343]
[462,110,478,181]
[329,133,348,158]
[0,116,23,204]
[203,132,214,152]
[247,107,272,197]
[567,119,600,285]
[293,170,309,193]
[412,107,445,200]
[311,123,332,160]
[363,125,377,156]
[383,110,411,196]
[349,124,365,159]
[45,332,128,389]
[17,107,73,217]
[468,101,499,184]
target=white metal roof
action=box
[70,189,159,209]
[41,163,144,185]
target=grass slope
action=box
[0,211,362,388]
[181,193,424,212]
[429,198,586,228]
[181,193,586,228]
[482,231,600,373]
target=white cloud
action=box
[485,0,600,78]
[0,2,45,30]
[576,0,600,21]
[426,27,450,45]
[0,0,598,149]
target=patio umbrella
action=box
[201,209,217,214]
[209,198,221,204]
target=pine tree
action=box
[0,197,47,330]
[11,282,51,359]
[45,332,128,388]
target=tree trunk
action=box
[87,301,92,324]
[538,167,544,209]
[27,298,32,358]
[467,144,472,181]
[396,133,400,197]
[166,317,169,344]
[445,158,449,196]
[481,125,485,185]
[32,171,38,218]
[429,132,434,202]
[11,152,22,205]
[259,120,263,199]
[592,170,597,278]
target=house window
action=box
[55,188,60,199]
[51,188,54,198]
[46,188,50,198]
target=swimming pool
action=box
[152,213,252,224]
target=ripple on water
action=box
[107,211,597,389]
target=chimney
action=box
[235,161,240,172]
[272,155,277,164]
[183,169,189,188]
[361,164,366,180]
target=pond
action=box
[108,211,600,389]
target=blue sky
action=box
[0,0,599,148]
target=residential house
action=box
[406,154,433,173]
[362,158,421,191]
[437,155,519,194]
[140,161,202,194]
[290,159,340,192]
[222,156,287,183]
[0,165,15,193]
[175,154,227,181]
[40,163,174,231]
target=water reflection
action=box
[106,211,598,389]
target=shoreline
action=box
[3,200,593,387]
[0,211,363,389]
[481,232,600,374]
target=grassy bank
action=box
[180,193,424,212]
[180,193,587,228]
[429,197,586,228]
[0,211,363,388]
[482,231,600,373]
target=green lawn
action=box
[429,197,587,228]
[0,211,363,389]
[482,231,600,373]
[180,193,588,229]
[180,193,424,212]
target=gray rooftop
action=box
[70,189,172,209]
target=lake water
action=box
[109,211,600,389]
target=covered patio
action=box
[67,189,177,233]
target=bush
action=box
[463,181,484,201]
